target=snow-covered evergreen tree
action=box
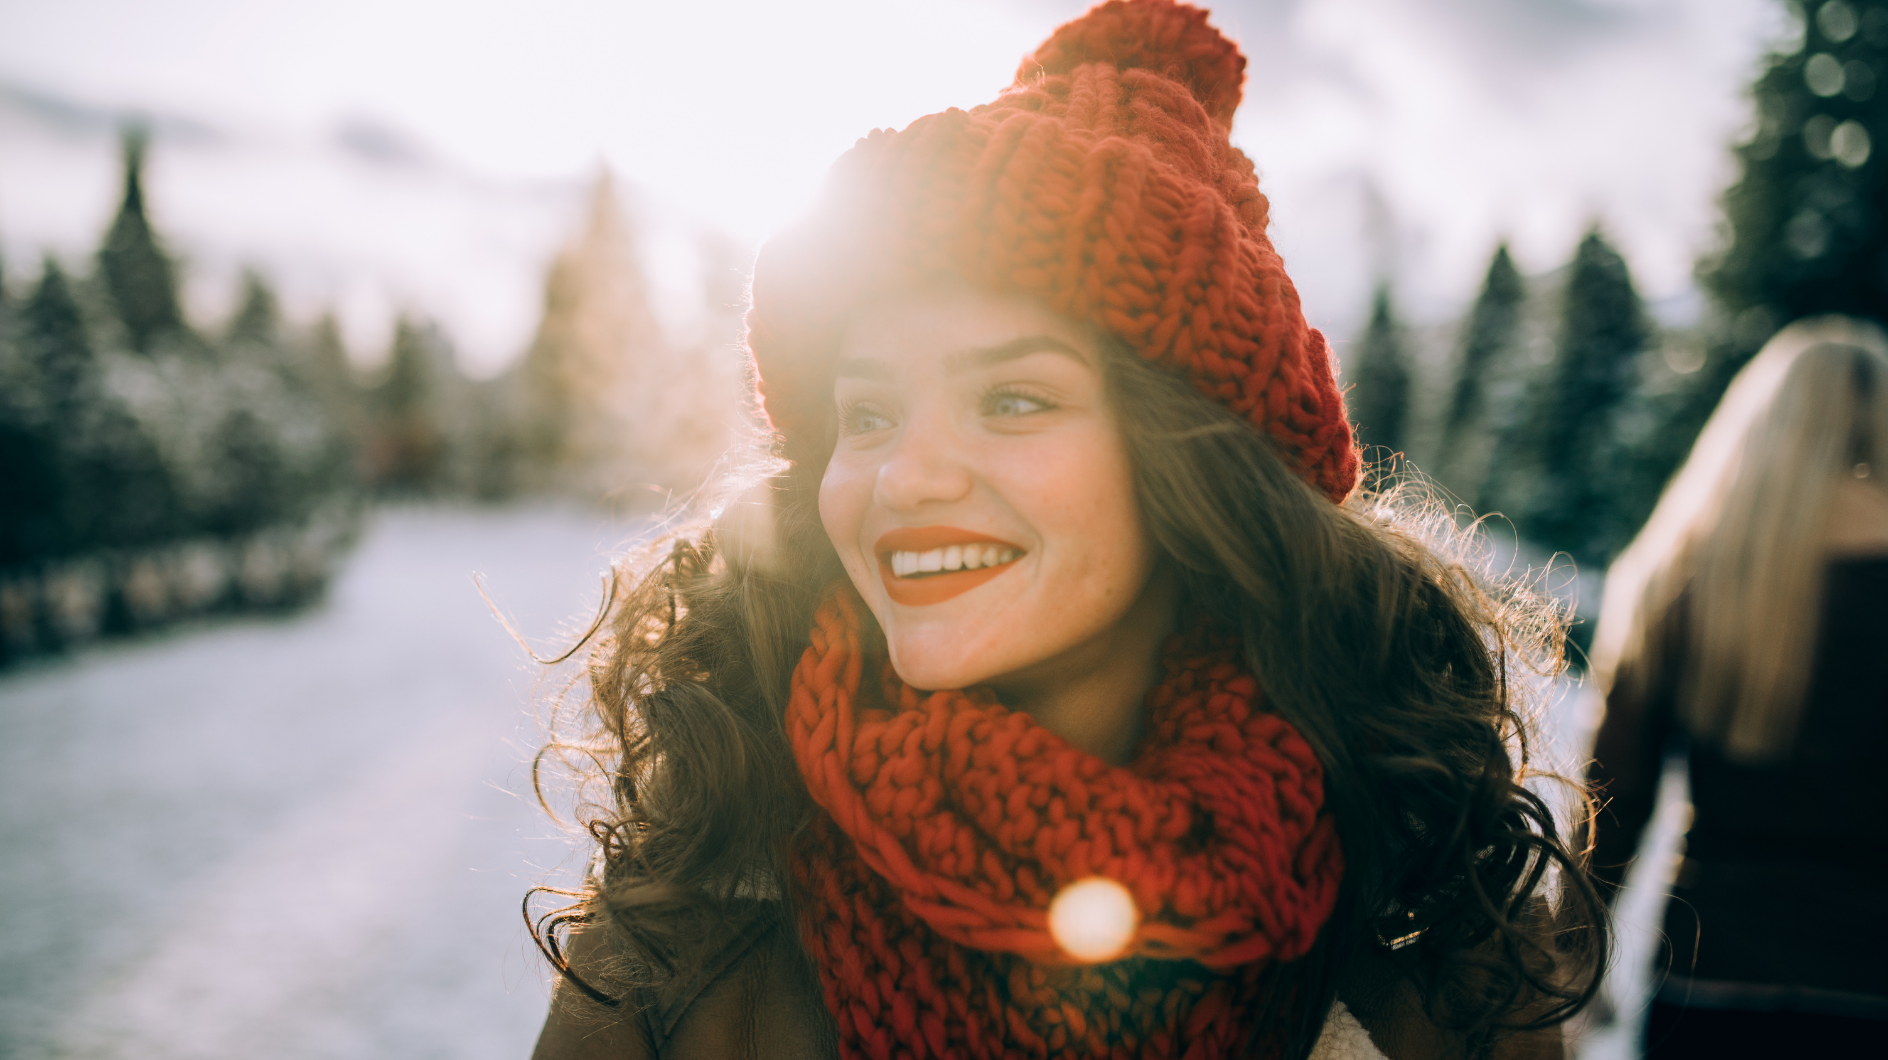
[97,129,186,353]
[225,269,279,347]
[294,312,367,482]
[365,317,447,493]
[1604,0,1888,554]
[1513,228,1652,564]
[1436,245,1527,504]
[1705,0,1886,337]
[506,172,740,501]
[225,273,355,521]
[0,257,63,574]
[1346,283,1414,464]
[21,258,183,558]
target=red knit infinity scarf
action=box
[786,589,1344,1059]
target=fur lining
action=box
[1308,1000,1388,1060]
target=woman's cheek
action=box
[818,454,872,572]
[1033,432,1136,551]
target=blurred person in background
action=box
[527,3,1604,1058]
[1586,315,1888,1057]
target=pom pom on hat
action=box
[1017,0,1245,128]
[748,0,1360,503]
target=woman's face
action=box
[819,286,1165,692]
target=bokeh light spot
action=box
[1817,1,1858,45]
[1832,120,1872,168]
[1786,209,1829,260]
[1049,877,1139,963]
[1662,338,1707,375]
[1805,53,1846,97]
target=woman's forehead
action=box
[835,335,1092,383]
[836,287,1105,374]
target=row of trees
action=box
[1348,231,1707,571]
[1343,0,1885,655]
[1,132,750,666]
[0,133,359,663]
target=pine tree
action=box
[98,127,187,352]
[1346,283,1414,463]
[226,268,279,346]
[1603,0,1888,540]
[300,312,364,452]
[0,249,50,659]
[192,271,292,537]
[0,408,53,570]
[1437,245,1526,501]
[1521,228,1652,563]
[513,174,667,486]
[289,313,363,506]
[306,314,353,394]
[20,258,181,557]
[507,171,736,499]
[1704,0,1887,336]
[198,406,288,538]
[23,260,92,418]
[365,317,450,492]
[0,257,63,573]
[226,272,361,523]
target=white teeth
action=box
[888,545,1021,578]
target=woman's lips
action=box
[874,527,1025,607]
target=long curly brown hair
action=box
[529,335,1607,1059]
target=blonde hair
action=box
[1591,315,1888,763]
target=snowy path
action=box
[0,505,1683,1059]
[0,506,639,1060]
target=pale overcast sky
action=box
[0,0,1789,373]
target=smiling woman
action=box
[526,4,1605,1059]
[820,289,1172,762]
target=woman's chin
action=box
[881,622,1022,693]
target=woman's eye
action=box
[839,402,893,435]
[982,389,1052,418]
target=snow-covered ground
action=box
[0,505,643,1060]
[0,504,1685,1059]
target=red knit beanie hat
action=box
[748,0,1359,503]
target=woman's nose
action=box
[873,412,973,512]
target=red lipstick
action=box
[874,527,1024,607]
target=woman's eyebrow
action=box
[945,335,1086,374]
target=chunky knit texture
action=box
[748,0,1359,502]
[786,589,1345,1058]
